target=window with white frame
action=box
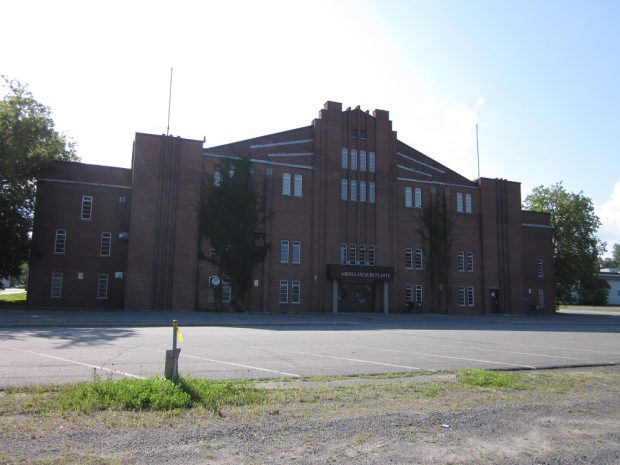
[369,182,376,203]
[350,180,357,201]
[405,284,414,303]
[458,286,466,306]
[341,148,348,169]
[50,272,63,298]
[466,252,474,272]
[348,244,357,265]
[350,149,357,170]
[415,248,423,270]
[292,241,301,264]
[405,187,413,208]
[360,151,366,171]
[341,178,348,200]
[456,192,464,213]
[213,169,223,186]
[282,173,291,196]
[294,174,303,197]
[100,232,112,257]
[467,286,475,306]
[81,195,93,220]
[465,193,472,213]
[359,181,367,202]
[358,245,366,265]
[415,285,423,303]
[405,248,413,270]
[222,279,232,303]
[340,243,347,265]
[368,245,376,265]
[369,152,376,173]
[97,274,109,299]
[415,187,422,208]
[538,289,545,308]
[279,280,289,303]
[537,259,544,277]
[280,240,289,263]
[54,229,67,255]
[457,252,465,271]
[291,280,301,304]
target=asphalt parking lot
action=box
[1,309,619,387]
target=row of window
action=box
[280,240,301,264]
[340,244,376,266]
[404,248,424,270]
[279,280,301,304]
[351,129,368,140]
[405,187,422,209]
[341,179,376,203]
[341,148,376,172]
[456,192,473,214]
[282,173,303,197]
[405,285,475,307]
[79,195,127,221]
[54,229,112,257]
[457,252,475,272]
[50,272,110,299]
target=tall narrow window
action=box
[341,148,348,169]
[350,180,357,202]
[368,245,376,266]
[291,280,301,304]
[405,187,413,208]
[457,252,465,272]
[369,182,376,203]
[280,240,289,263]
[369,152,376,173]
[456,193,464,213]
[405,248,413,270]
[292,241,301,264]
[350,149,358,170]
[358,245,366,265]
[213,169,223,186]
[465,193,472,213]
[415,285,423,303]
[348,244,357,265]
[282,173,291,196]
[466,252,474,272]
[279,280,289,303]
[359,181,367,202]
[97,274,109,299]
[467,286,475,307]
[222,279,232,303]
[294,174,303,197]
[50,272,63,298]
[100,232,112,257]
[538,289,545,308]
[359,151,366,171]
[458,286,466,306]
[81,195,93,220]
[340,243,347,265]
[415,248,423,270]
[415,188,422,208]
[405,284,413,303]
[341,178,348,200]
[537,259,544,277]
[54,229,67,255]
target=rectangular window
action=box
[415,285,423,303]
[350,149,358,170]
[358,245,366,265]
[465,193,472,213]
[415,248,423,270]
[458,286,466,306]
[280,240,289,263]
[279,280,289,303]
[282,173,291,196]
[292,241,301,264]
[467,286,475,307]
[415,187,422,208]
[360,151,366,171]
[537,259,544,277]
[97,274,109,299]
[100,232,112,257]
[538,289,545,308]
[341,178,348,200]
[359,181,367,202]
[118,196,127,203]
[350,180,357,202]
[369,152,376,173]
[368,245,376,266]
[369,182,376,203]
[405,284,414,303]
[351,128,358,139]
[81,195,93,220]
[456,193,464,213]
[341,148,348,169]
[294,174,303,197]
[291,280,301,304]
[466,252,474,272]
[348,244,357,265]
[213,169,223,186]
[54,229,67,255]
[405,187,413,208]
[222,279,232,303]
[457,252,465,272]
[360,130,367,140]
[405,248,413,270]
[340,243,347,265]
[50,272,63,298]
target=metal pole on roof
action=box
[476,123,481,179]
[166,67,173,136]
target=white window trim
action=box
[405,187,413,208]
[282,173,291,196]
[100,232,112,257]
[279,280,289,304]
[97,274,109,299]
[54,229,67,255]
[341,178,348,200]
[291,280,301,304]
[350,179,357,202]
[415,187,422,209]
[294,174,303,197]
[280,240,290,263]
[81,195,93,220]
[341,148,348,169]
[292,241,301,264]
[50,272,63,298]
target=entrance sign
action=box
[326,265,394,282]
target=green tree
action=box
[0,77,77,279]
[524,183,606,305]
[600,243,620,269]
[199,158,267,310]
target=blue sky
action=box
[2,0,619,251]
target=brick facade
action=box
[28,102,555,314]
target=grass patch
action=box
[457,369,528,390]
[0,291,26,305]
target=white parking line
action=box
[4,345,145,379]
[266,348,431,372]
[180,353,301,378]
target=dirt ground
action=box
[1,366,619,465]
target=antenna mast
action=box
[166,68,173,136]
[476,123,480,179]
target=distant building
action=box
[28,101,555,314]
[600,269,620,305]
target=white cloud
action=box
[596,179,620,251]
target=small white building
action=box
[600,269,620,306]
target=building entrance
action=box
[339,283,374,313]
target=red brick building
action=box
[28,101,555,314]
